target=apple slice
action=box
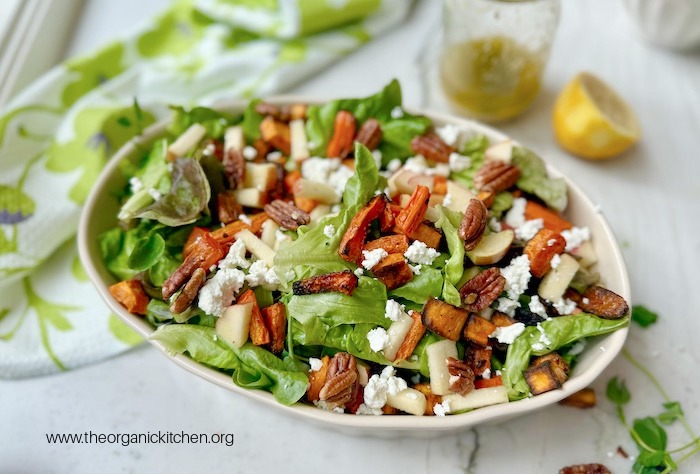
[466,229,515,265]
[570,241,598,268]
[442,386,508,411]
[426,339,458,396]
[289,119,309,162]
[235,229,276,267]
[445,180,476,213]
[167,123,206,161]
[484,140,514,164]
[244,163,278,191]
[357,361,370,387]
[293,178,340,204]
[260,219,279,249]
[233,188,266,208]
[388,169,418,196]
[386,388,427,416]
[407,174,435,193]
[383,312,414,362]
[224,125,244,152]
[538,253,580,302]
[215,302,254,348]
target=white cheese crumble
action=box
[390,106,404,119]
[528,295,548,319]
[582,297,590,304]
[561,226,591,252]
[353,267,364,277]
[197,268,246,317]
[266,150,282,162]
[448,152,471,172]
[361,248,388,270]
[404,240,440,265]
[433,399,452,417]
[536,323,551,347]
[301,157,340,183]
[314,400,345,413]
[218,239,250,270]
[568,339,587,356]
[323,224,335,238]
[552,298,577,315]
[482,368,492,380]
[435,123,461,147]
[495,297,518,317]
[355,403,382,416]
[490,322,526,344]
[500,254,531,300]
[371,149,383,169]
[363,366,408,412]
[328,164,354,197]
[442,193,452,207]
[550,254,561,269]
[148,188,162,201]
[284,270,296,282]
[409,263,422,275]
[547,239,557,247]
[404,155,449,176]
[367,327,389,352]
[308,358,323,372]
[515,218,543,241]
[488,218,502,233]
[245,259,280,290]
[129,176,143,193]
[387,158,402,173]
[239,213,252,225]
[276,229,287,242]
[505,197,527,229]
[532,343,545,351]
[385,299,405,322]
[242,145,257,160]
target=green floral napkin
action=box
[0,0,410,377]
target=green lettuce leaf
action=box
[168,105,236,139]
[503,314,629,400]
[489,191,514,219]
[151,324,308,405]
[118,139,172,221]
[450,135,489,190]
[511,147,568,212]
[389,266,443,305]
[434,205,465,306]
[241,98,263,142]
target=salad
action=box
[102,81,629,416]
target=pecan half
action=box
[355,118,382,151]
[255,102,291,122]
[319,352,358,409]
[264,199,310,230]
[410,133,454,163]
[446,357,475,396]
[559,464,611,474]
[473,161,520,193]
[476,190,495,209]
[223,148,245,190]
[459,268,506,312]
[217,192,242,225]
[566,286,629,319]
[459,198,488,250]
[170,268,206,314]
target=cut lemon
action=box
[553,72,640,160]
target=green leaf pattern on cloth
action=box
[0,0,410,377]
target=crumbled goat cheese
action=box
[490,322,526,344]
[568,339,587,356]
[367,327,389,352]
[355,403,382,416]
[505,197,527,229]
[276,229,287,242]
[371,149,383,169]
[301,157,341,183]
[314,400,345,413]
[129,176,143,193]
[561,226,591,252]
[381,366,407,395]
[308,358,323,372]
[532,343,545,351]
[582,297,590,304]
[529,295,548,319]
[361,248,388,270]
[245,260,280,290]
[242,146,257,160]
[411,373,421,385]
[331,204,341,213]
[354,267,364,277]
[403,155,429,174]
[482,368,492,380]
[385,299,405,322]
[496,370,502,376]
[284,270,296,282]
[404,240,440,265]
[148,188,162,201]
[387,158,402,173]
[409,263,422,275]
[442,193,452,207]
[547,239,557,247]
[489,218,502,233]
[536,323,551,347]
[323,224,335,238]
[552,298,577,315]
[219,239,250,269]
[166,162,174,173]
[390,106,405,119]
[515,218,543,241]
[495,297,518,317]
[433,399,452,417]
[433,163,451,177]
[550,254,561,269]
[448,152,471,172]
[266,151,282,162]
[328,164,354,197]
[239,213,252,225]
[435,123,461,147]
[197,268,246,317]
[500,254,531,299]
[363,366,407,411]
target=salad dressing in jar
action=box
[440,0,560,122]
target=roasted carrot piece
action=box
[524,201,573,233]
[294,196,318,213]
[183,227,210,259]
[524,228,567,278]
[237,289,270,346]
[284,169,302,194]
[394,311,427,362]
[338,195,386,264]
[474,375,503,389]
[379,201,396,232]
[363,235,410,255]
[371,253,413,290]
[262,302,287,354]
[491,312,516,327]
[292,270,359,296]
[109,280,149,315]
[395,185,430,236]
[408,223,442,250]
[326,110,356,159]
[211,212,268,245]
[162,233,225,300]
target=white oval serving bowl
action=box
[78,97,630,437]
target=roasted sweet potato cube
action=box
[408,223,442,250]
[395,185,430,236]
[292,270,359,296]
[421,298,470,341]
[474,375,503,389]
[559,387,596,409]
[565,286,629,319]
[237,289,270,346]
[371,253,414,290]
[465,344,492,376]
[394,311,427,361]
[532,352,569,384]
[524,360,562,395]
[382,404,401,415]
[293,196,317,213]
[338,195,385,263]
[524,228,567,278]
[260,115,291,155]
[491,312,516,327]
[524,201,573,234]
[307,356,330,402]
[413,383,442,416]
[462,314,497,347]
[109,280,149,315]
[262,302,286,354]
[363,235,410,255]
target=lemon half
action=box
[553,72,640,160]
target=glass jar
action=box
[440,0,561,123]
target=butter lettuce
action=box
[511,146,568,212]
[389,266,443,305]
[450,134,489,190]
[434,206,465,306]
[169,105,236,140]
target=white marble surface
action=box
[2,0,700,472]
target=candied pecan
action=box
[459,268,506,312]
[473,161,520,193]
[264,199,310,230]
[169,268,206,314]
[446,357,475,396]
[319,353,358,408]
[566,286,629,319]
[459,198,488,250]
[223,148,245,189]
[355,118,382,151]
[410,133,454,163]
[217,192,242,225]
